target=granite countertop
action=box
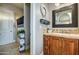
[44,33,79,39]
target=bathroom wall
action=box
[0,9,16,45]
[0,3,24,43]
[0,4,23,45]
[24,4,30,49]
[31,3,49,55]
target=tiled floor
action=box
[0,42,19,55]
[19,49,30,55]
[0,41,30,55]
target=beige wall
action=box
[24,4,30,49]
[43,3,79,34]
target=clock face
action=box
[40,5,46,17]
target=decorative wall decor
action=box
[40,19,50,25]
[40,5,46,18]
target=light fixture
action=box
[55,3,60,7]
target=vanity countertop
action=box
[44,33,79,39]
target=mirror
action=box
[55,9,72,25]
[52,3,78,28]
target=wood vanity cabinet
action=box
[62,38,79,55]
[43,35,50,55]
[49,36,62,55]
[43,35,79,55]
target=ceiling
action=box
[0,3,24,10]
[11,3,24,10]
[0,3,24,19]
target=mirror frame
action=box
[52,3,78,28]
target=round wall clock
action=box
[40,5,46,17]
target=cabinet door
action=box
[43,35,50,55]
[62,38,79,55]
[49,36,62,55]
